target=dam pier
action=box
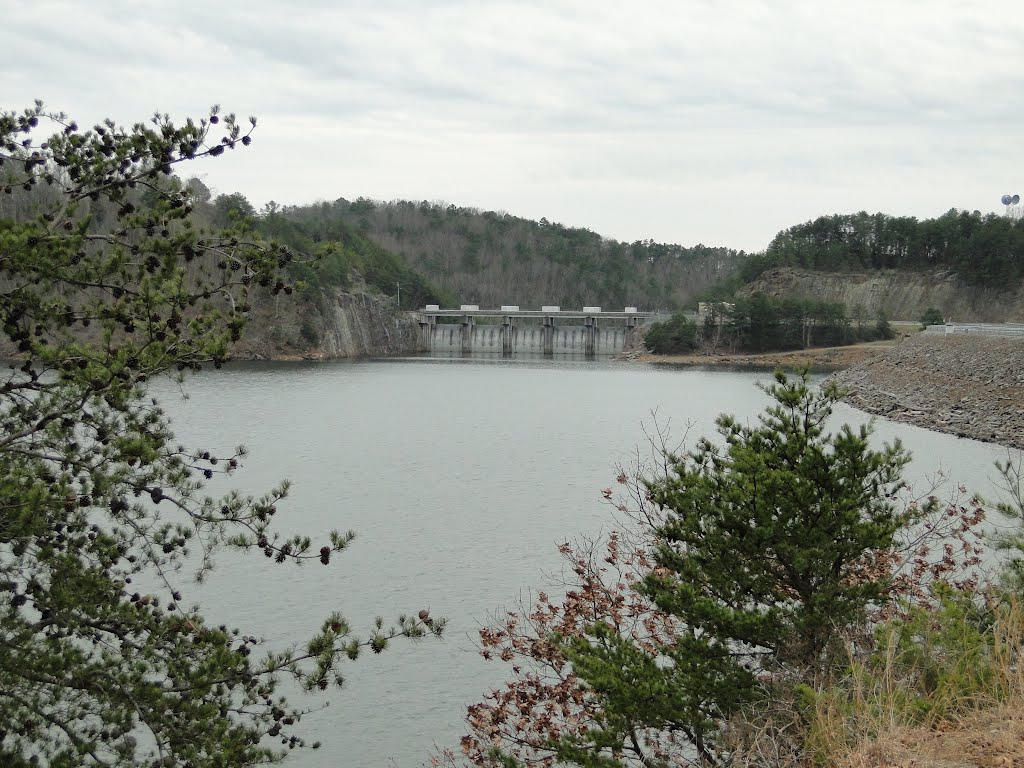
[417,305,654,356]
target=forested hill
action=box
[274,197,744,310]
[196,189,453,310]
[739,209,1024,288]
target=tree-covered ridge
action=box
[277,197,744,310]
[748,209,1024,287]
[192,190,455,310]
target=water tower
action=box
[1001,193,1022,220]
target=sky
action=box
[7,0,1024,252]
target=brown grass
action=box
[831,705,1024,767]
[821,599,1024,768]
[724,597,1024,767]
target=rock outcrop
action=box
[233,288,424,360]
[0,286,423,362]
[744,267,1024,323]
[834,333,1024,449]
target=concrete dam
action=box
[417,306,654,356]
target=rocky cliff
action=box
[230,288,424,360]
[744,267,1024,322]
[0,286,422,362]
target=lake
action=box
[152,356,1016,767]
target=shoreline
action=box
[248,340,897,367]
[832,334,1024,452]
[628,336,1024,452]
[623,340,897,372]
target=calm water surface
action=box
[152,357,1015,767]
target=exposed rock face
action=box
[744,267,1024,323]
[231,288,424,360]
[320,292,420,357]
[834,333,1024,449]
[0,287,423,361]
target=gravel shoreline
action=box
[833,333,1024,450]
[626,341,893,371]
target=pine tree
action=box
[446,374,990,768]
[559,373,911,765]
[0,102,441,768]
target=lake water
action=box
[151,356,1017,767]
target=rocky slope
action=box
[232,287,423,360]
[745,267,1024,322]
[834,333,1024,449]
[0,287,424,362]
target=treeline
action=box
[744,209,1024,288]
[0,176,453,312]
[194,188,454,309]
[646,293,893,354]
[278,196,744,309]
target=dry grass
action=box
[832,705,1024,767]
[724,596,1024,767]
[818,598,1024,768]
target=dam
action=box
[417,306,654,356]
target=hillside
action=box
[159,186,449,358]
[0,180,438,360]
[193,188,455,310]
[759,209,1024,287]
[689,209,1024,323]
[277,197,743,310]
[742,266,1024,322]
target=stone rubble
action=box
[833,333,1024,450]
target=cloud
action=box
[6,0,1024,250]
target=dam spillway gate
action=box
[417,307,654,356]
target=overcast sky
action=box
[7,0,1023,251]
